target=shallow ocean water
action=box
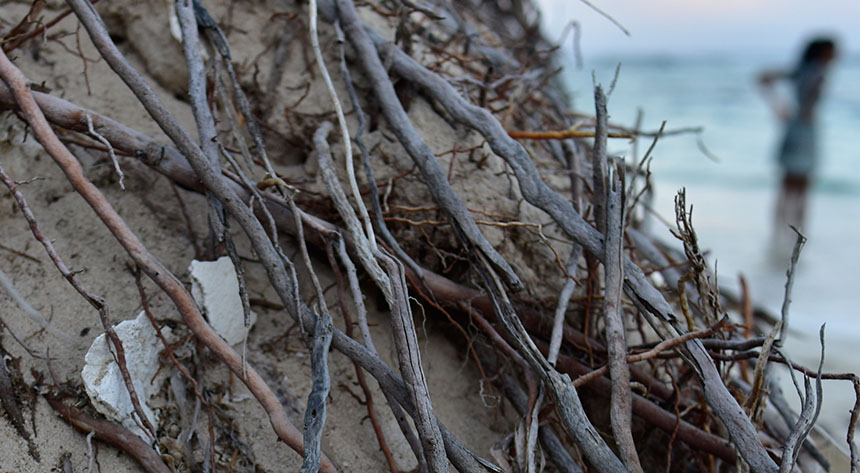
[561,54,860,441]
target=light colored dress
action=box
[777,61,826,177]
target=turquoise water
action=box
[564,54,860,191]
[561,54,860,437]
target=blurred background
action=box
[533,0,860,443]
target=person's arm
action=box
[757,68,792,121]
[758,69,789,85]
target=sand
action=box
[0,0,518,470]
[1,0,853,471]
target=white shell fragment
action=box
[81,310,173,441]
[189,256,257,346]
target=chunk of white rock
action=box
[82,310,173,441]
[189,256,257,346]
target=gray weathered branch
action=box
[330,6,777,469]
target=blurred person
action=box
[758,37,837,248]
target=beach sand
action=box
[0,1,512,470]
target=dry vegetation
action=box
[0,0,857,472]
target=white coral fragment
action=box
[82,311,172,441]
[189,256,257,346]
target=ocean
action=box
[560,53,860,441]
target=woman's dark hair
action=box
[801,37,836,64]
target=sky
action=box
[534,0,860,60]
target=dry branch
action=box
[778,326,825,473]
[300,306,334,473]
[591,86,609,234]
[0,344,38,461]
[500,374,583,473]
[335,0,523,293]
[326,4,777,469]
[603,162,641,473]
[0,77,784,468]
[0,69,497,473]
[334,21,423,281]
[474,252,627,472]
[314,121,448,472]
[292,192,336,473]
[0,159,155,441]
[309,0,376,250]
[45,395,170,473]
[330,234,427,472]
[175,0,255,377]
[2,2,849,470]
[325,237,402,473]
[542,341,738,463]
[0,32,326,470]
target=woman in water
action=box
[758,37,837,247]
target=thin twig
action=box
[334,21,423,280]
[0,33,324,468]
[778,325,825,473]
[289,191,336,473]
[507,128,633,140]
[314,121,449,472]
[0,266,74,344]
[0,160,155,440]
[0,310,42,358]
[85,113,124,189]
[555,20,583,70]
[574,323,721,388]
[849,376,860,473]
[576,0,630,36]
[745,229,806,418]
[309,0,376,248]
[169,183,201,258]
[0,60,494,472]
[324,237,401,473]
[336,0,523,292]
[175,0,253,377]
[473,250,626,472]
[778,227,806,343]
[625,121,663,225]
[547,247,579,367]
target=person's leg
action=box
[783,173,810,230]
[773,172,810,252]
